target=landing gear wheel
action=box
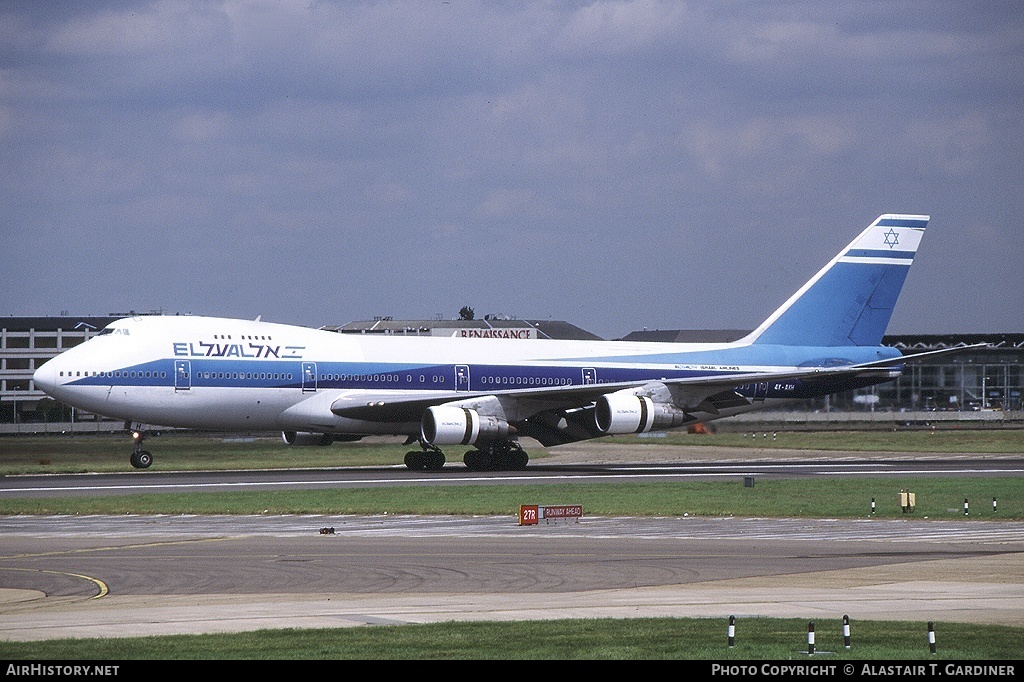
[508,448,529,471]
[492,439,528,471]
[463,439,529,471]
[130,429,153,469]
[463,449,489,471]
[405,446,446,471]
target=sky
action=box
[3,1,1022,340]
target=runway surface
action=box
[2,444,1023,641]
[3,455,1022,498]
[3,513,1024,641]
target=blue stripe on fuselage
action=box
[63,343,901,394]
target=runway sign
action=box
[519,504,583,525]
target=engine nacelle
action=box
[594,392,689,435]
[420,406,511,446]
[281,431,336,446]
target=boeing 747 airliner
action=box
[33,214,968,470]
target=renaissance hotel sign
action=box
[447,328,538,339]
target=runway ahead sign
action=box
[519,505,583,525]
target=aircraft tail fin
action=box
[742,214,928,347]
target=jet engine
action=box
[594,391,689,435]
[420,405,512,446]
[281,431,336,446]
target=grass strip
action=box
[2,477,1021,519]
[1,617,1020,660]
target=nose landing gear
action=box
[129,429,153,469]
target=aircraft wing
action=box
[659,344,989,410]
[850,343,988,367]
[328,343,988,425]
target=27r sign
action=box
[519,505,583,525]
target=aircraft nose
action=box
[33,361,57,396]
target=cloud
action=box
[2,1,1022,336]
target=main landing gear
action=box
[129,428,153,469]
[404,443,446,471]
[403,438,530,471]
[464,439,529,471]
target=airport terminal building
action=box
[2,314,1021,431]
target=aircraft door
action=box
[753,381,768,402]
[582,368,597,385]
[302,362,317,392]
[174,360,191,391]
[455,364,470,392]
